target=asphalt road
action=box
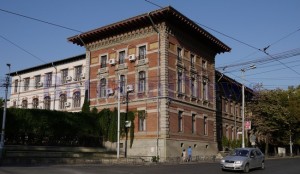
[0,157,299,174]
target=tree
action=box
[248,88,288,155]
[285,86,300,150]
[0,97,3,108]
[81,90,90,113]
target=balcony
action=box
[98,67,108,74]
[136,58,148,66]
[116,63,128,70]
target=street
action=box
[0,157,299,174]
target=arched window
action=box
[21,100,28,109]
[44,96,51,110]
[59,94,67,109]
[73,91,81,108]
[100,78,106,97]
[32,98,39,109]
[138,71,146,92]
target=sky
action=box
[1,0,300,98]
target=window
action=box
[138,71,146,92]
[178,111,183,132]
[235,105,239,116]
[192,114,196,134]
[231,126,235,140]
[35,75,41,88]
[45,72,52,87]
[202,60,207,69]
[225,101,228,112]
[138,110,146,131]
[190,54,195,67]
[120,75,126,94]
[14,79,18,93]
[100,55,107,68]
[177,47,182,61]
[59,94,67,109]
[32,98,39,109]
[119,50,125,64]
[61,69,68,84]
[74,65,82,81]
[225,125,229,138]
[203,79,208,100]
[230,103,234,114]
[44,96,51,110]
[99,78,106,97]
[21,100,28,109]
[204,116,208,135]
[138,45,146,60]
[177,70,183,93]
[24,78,30,91]
[73,91,81,108]
[191,76,196,97]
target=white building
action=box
[9,54,86,112]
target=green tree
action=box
[248,88,288,155]
[284,86,300,148]
[81,90,90,113]
[0,97,4,108]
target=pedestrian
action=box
[187,146,192,162]
[182,149,187,162]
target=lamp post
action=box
[241,65,255,148]
[117,75,120,159]
[0,64,11,158]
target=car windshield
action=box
[230,149,249,157]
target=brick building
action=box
[215,71,254,150]
[68,6,231,159]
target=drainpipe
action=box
[147,12,160,159]
[77,34,91,101]
[52,62,57,110]
[16,71,21,108]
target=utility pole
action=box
[241,64,255,148]
[0,64,11,159]
[117,75,120,159]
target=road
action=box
[0,157,299,174]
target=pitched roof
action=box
[9,54,85,76]
[68,6,230,53]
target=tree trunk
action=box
[265,136,269,157]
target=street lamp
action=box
[0,63,11,158]
[241,64,256,148]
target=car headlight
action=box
[234,161,242,164]
[221,159,225,163]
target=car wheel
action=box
[260,161,265,170]
[243,163,249,173]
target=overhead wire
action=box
[0,8,83,33]
[0,34,47,64]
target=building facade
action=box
[68,6,231,159]
[216,71,253,150]
[9,54,86,112]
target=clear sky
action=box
[1,0,300,98]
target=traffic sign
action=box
[245,121,251,130]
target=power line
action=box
[268,27,300,47]
[0,8,83,33]
[0,34,47,64]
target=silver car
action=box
[220,147,265,173]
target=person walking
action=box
[187,146,192,162]
[182,149,187,162]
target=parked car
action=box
[220,147,265,173]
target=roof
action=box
[216,70,254,99]
[9,54,86,76]
[68,6,231,53]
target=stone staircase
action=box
[1,145,117,166]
